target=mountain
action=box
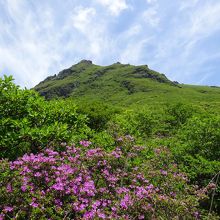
[34,60,220,108]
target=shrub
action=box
[178,115,220,161]
[0,138,207,219]
[76,101,119,131]
[173,114,220,182]
[172,114,220,214]
[111,110,156,138]
[0,75,90,160]
[164,103,194,129]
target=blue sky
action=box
[1,0,220,87]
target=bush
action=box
[172,114,220,214]
[110,110,156,138]
[76,101,119,131]
[178,115,220,161]
[0,75,90,160]
[0,138,207,219]
[164,103,194,129]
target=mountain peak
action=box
[78,59,93,65]
[34,61,179,100]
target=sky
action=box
[1,0,220,88]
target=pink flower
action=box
[111,150,121,158]
[160,169,168,176]
[117,137,123,141]
[120,194,133,209]
[86,148,103,157]
[194,211,200,219]
[55,199,63,207]
[116,187,130,194]
[30,202,39,208]
[3,206,13,212]
[34,172,41,177]
[21,185,27,192]
[52,182,64,191]
[97,211,106,219]
[79,140,92,147]
[0,214,5,220]
[136,186,149,199]
[81,180,96,196]
[83,210,96,219]
[125,135,134,141]
[207,182,216,190]
[92,200,101,209]
[6,183,12,193]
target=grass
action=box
[34,60,220,112]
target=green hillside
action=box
[33,61,220,216]
[1,64,220,218]
[34,60,220,110]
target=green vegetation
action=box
[0,75,89,160]
[1,61,220,219]
[35,60,220,111]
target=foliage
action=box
[170,114,220,213]
[76,101,119,131]
[177,114,220,161]
[0,138,209,219]
[164,102,194,129]
[1,72,220,218]
[0,75,90,160]
[110,110,156,138]
[172,113,220,183]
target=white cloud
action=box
[0,1,63,87]
[72,7,96,33]
[120,38,151,64]
[124,24,142,37]
[142,7,160,27]
[187,2,220,39]
[69,6,112,60]
[95,0,129,16]
[146,1,220,84]
[0,2,115,87]
[146,0,157,4]
[179,0,199,10]
[1,0,220,87]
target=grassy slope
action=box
[34,60,220,111]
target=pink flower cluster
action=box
[79,140,92,147]
[0,142,202,219]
